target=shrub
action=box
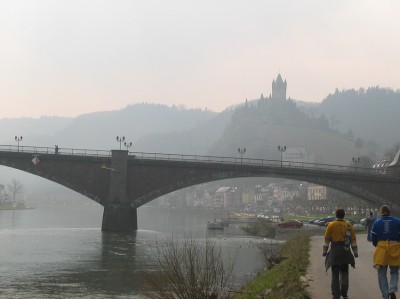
[142,238,235,299]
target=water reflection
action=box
[0,206,265,298]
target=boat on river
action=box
[207,219,224,230]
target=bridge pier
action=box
[101,150,137,231]
[102,204,137,231]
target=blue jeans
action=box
[378,265,399,298]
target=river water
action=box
[0,202,268,298]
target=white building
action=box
[307,183,327,200]
[283,147,315,165]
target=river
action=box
[0,202,269,298]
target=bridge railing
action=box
[0,145,111,157]
[128,151,389,177]
[0,144,393,177]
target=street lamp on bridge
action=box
[124,141,133,151]
[352,157,360,171]
[116,136,125,150]
[238,148,246,164]
[15,136,23,152]
[278,145,286,167]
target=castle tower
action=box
[272,74,287,100]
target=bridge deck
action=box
[0,144,394,179]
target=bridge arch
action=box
[2,146,400,230]
[127,159,400,210]
[0,151,111,205]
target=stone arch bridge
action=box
[1,145,399,231]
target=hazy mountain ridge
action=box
[317,87,400,146]
[134,108,234,154]
[1,87,399,162]
[54,103,218,149]
[0,116,73,146]
[207,99,359,164]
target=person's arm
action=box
[371,221,378,246]
[323,223,332,256]
[365,218,369,229]
[396,218,400,241]
[349,225,358,257]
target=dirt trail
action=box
[307,235,382,298]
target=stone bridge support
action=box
[102,150,137,231]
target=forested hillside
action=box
[317,87,400,146]
[207,98,362,165]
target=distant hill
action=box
[0,116,72,146]
[134,108,234,155]
[1,87,399,164]
[207,98,360,165]
[316,87,400,147]
[0,104,218,150]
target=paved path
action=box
[307,235,382,299]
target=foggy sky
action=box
[1,0,399,118]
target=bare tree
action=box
[384,142,400,161]
[7,179,23,202]
[142,238,235,299]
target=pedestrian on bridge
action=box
[366,211,377,242]
[323,208,358,299]
[371,205,400,299]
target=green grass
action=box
[234,235,311,299]
[0,202,28,209]
[283,213,332,222]
[283,213,363,224]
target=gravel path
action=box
[307,235,382,298]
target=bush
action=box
[142,238,235,299]
[242,221,277,238]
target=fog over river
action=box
[0,202,269,298]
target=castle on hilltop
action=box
[271,74,287,100]
[258,74,288,102]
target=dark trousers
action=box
[331,264,349,299]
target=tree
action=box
[7,179,23,202]
[142,238,235,299]
[384,143,400,161]
[354,138,364,153]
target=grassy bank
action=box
[0,203,30,210]
[234,235,311,299]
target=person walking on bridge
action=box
[366,211,376,242]
[371,205,400,299]
[323,208,358,299]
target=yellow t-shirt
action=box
[323,219,358,255]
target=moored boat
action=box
[207,219,224,230]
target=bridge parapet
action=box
[0,144,111,158]
[1,144,397,178]
[127,151,396,178]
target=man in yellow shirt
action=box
[323,208,358,299]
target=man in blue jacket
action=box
[371,205,400,299]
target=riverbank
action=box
[234,235,311,299]
[0,202,33,210]
[233,221,366,298]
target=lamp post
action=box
[278,145,286,167]
[15,136,23,152]
[124,141,132,151]
[116,136,125,150]
[238,148,246,164]
[352,157,360,171]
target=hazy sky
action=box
[1,0,399,118]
